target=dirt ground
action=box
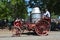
[0,29,60,40]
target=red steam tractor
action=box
[12,7,51,37]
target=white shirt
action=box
[43,11,50,17]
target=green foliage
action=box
[51,12,58,19]
[11,0,17,5]
[0,0,28,20]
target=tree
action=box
[10,0,28,19]
[0,0,28,20]
[28,0,60,18]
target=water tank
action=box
[30,7,41,23]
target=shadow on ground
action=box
[0,32,38,38]
[22,32,37,36]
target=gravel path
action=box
[0,29,60,40]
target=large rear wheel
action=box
[35,20,50,36]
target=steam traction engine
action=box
[12,7,50,36]
[28,7,50,36]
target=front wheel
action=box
[12,26,23,37]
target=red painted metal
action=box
[12,17,50,36]
[35,20,50,35]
